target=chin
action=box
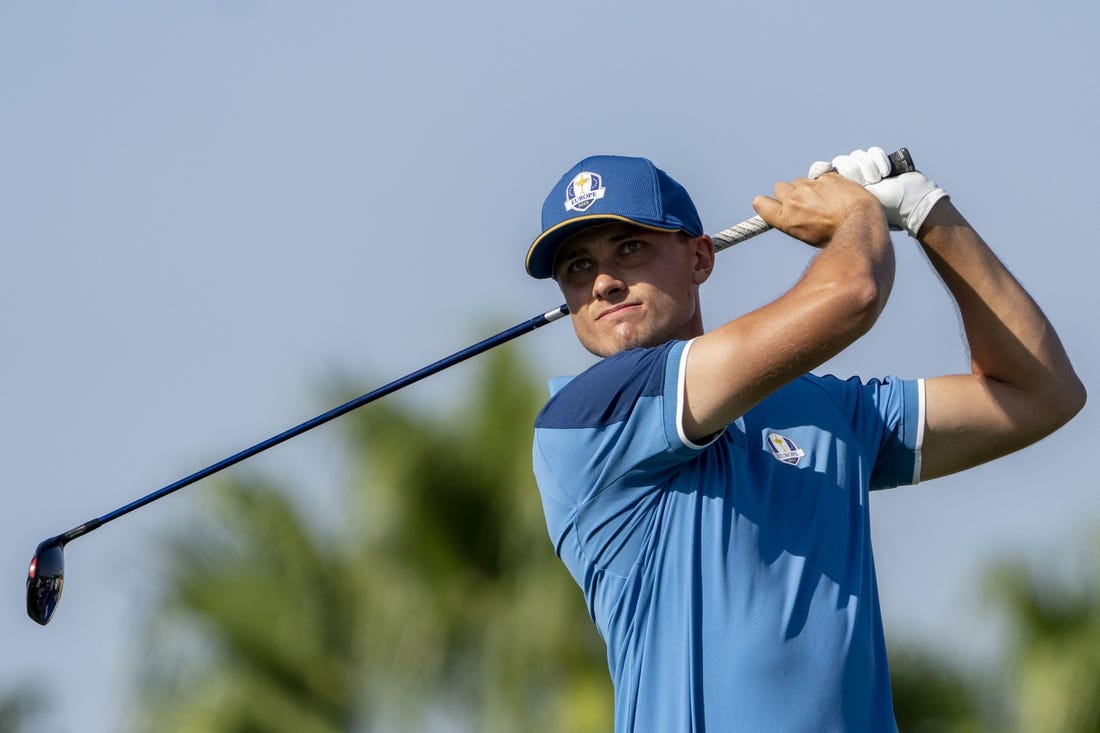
[585,333,662,358]
[576,315,687,358]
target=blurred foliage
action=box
[129,345,611,733]
[124,343,1100,732]
[888,644,992,733]
[985,538,1100,733]
[887,534,1100,733]
[0,688,40,733]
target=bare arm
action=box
[916,200,1086,480]
[681,173,896,441]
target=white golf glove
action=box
[808,147,948,238]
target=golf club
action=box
[27,149,915,625]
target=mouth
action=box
[596,302,641,321]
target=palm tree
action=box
[131,472,368,733]
[130,344,611,733]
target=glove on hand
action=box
[808,147,948,238]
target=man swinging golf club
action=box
[526,147,1085,731]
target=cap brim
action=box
[525,215,682,279]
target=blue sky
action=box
[3,1,1098,730]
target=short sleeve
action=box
[803,374,924,490]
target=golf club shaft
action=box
[25,213,779,626]
[47,147,917,547]
[69,304,572,542]
[46,215,768,547]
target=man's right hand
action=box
[682,170,895,441]
[752,172,887,247]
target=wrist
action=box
[914,196,957,240]
[907,188,949,238]
[849,196,891,233]
[827,197,891,252]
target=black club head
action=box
[27,537,66,625]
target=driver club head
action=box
[27,537,66,625]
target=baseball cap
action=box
[525,155,704,279]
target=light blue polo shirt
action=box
[532,339,923,732]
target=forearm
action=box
[918,200,1082,408]
[915,199,1084,479]
[798,146,1085,479]
[683,196,894,439]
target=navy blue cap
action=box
[525,155,703,279]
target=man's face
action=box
[553,223,714,358]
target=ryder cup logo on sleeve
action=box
[766,432,805,465]
[564,172,606,212]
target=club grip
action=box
[887,147,915,176]
[711,146,918,253]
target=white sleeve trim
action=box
[913,378,926,484]
[675,338,724,450]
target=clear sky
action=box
[3,2,1098,730]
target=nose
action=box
[593,270,625,301]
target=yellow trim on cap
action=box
[525,214,681,277]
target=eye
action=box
[620,240,645,255]
[566,258,593,275]
[554,255,592,280]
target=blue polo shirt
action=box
[532,339,923,732]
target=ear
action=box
[691,234,715,285]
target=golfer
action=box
[525,148,1085,731]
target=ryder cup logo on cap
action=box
[564,172,606,212]
[525,154,704,279]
